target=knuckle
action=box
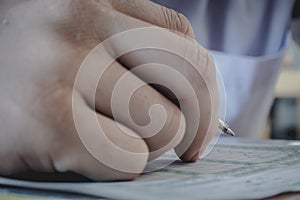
[161,7,193,36]
[67,0,116,42]
[175,13,193,36]
[70,0,112,24]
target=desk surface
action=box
[0,137,299,200]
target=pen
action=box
[218,119,235,136]
[170,98,235,136]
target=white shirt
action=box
[153,0,296,137]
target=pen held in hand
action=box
[218,119,235,136]
[170,98,235,136]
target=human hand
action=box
[0,0,219,181]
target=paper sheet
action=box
[1,138,300,200]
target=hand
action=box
[0,0,219,181]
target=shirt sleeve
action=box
[153,0,295,137]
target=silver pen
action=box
[170,98,235,136]
[218,119,235,136]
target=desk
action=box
[0,137,299,200]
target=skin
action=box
[0,0,219,181]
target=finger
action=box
[69,1,218,161]
[75,49,185,160]
[67,0,194,44]
[53,91,149,181]
[110,0,195,38]
[109,29,220,162]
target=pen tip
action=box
[228,130,235,136]
[218,119,236,136]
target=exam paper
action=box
[1,138,300,200]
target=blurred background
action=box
[263,37,300,140]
